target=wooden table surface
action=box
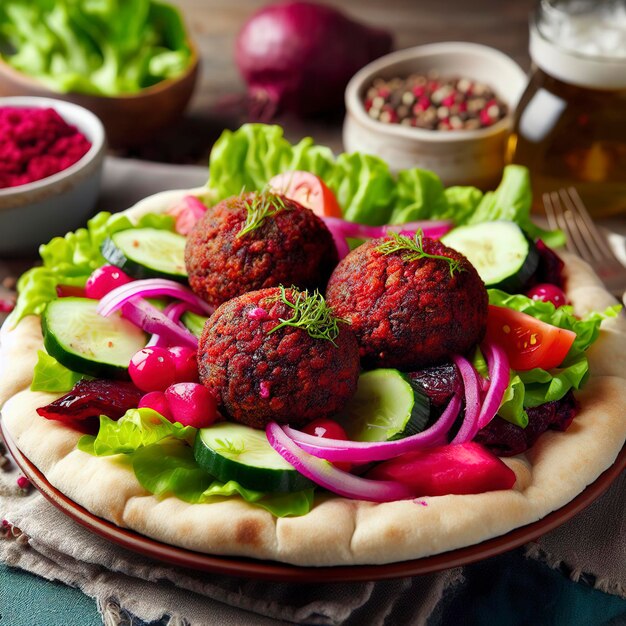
[124,0,536,162]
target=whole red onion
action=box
[236,1,393,117]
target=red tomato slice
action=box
[485,305,576,371]
[268,171,342,218]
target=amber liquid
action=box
[506,70,626,217]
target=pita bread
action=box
[1,188,625,567]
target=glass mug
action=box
[507,0,626,217]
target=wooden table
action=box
[123,0,535,161]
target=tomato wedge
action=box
[268,171,342,218]
[485,305,576,371]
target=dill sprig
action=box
[237,190,288,237]
[376,230,464,276]
[267,285,348,346]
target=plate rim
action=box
[2,421,624,583]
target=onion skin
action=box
[236,1,393,117]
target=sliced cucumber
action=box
[334,369,430,442]
[101,228,188,282]
[42,298,147,378]
[194,423,314,493]
[442,220,539,293]
[181,310,209,338]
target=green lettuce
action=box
[206,124,560,240]
[30,350,84,393]
[0,0,191,96]
[78,408,196,456]
[79,408,314,517]
[133,440,314,517]
[487,289,620,425]
[8,212,174,327]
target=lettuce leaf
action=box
[0,0,192,96]
[132,440,314,517]
[8,212,174,327]
[78,408,196,456]
[30,350,84,393]
[79,408,314,517]
[487,289,620,424]
[206,124,559,241]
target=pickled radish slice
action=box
[85,265,133,299]
[129,346,177,392]
[165,383,218,428]
[138,391,173,420]
[167,346,199,383]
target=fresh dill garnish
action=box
[267,285,348,346]
[237,190,288,237]
[376,230,464,276]
[214,437,246,456]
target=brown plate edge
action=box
[2,421,624,583]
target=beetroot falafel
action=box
[325,232,488,369]
[198,286,360,429]
[185,192,338,307]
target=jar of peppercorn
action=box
[507,0,626,217]
[343,42,527,189]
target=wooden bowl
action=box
[0,45,199,150]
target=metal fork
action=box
[543,187,626,298]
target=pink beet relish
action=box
[0,107,92,189]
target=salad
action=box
[6,124,619,520]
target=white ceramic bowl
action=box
[0,96,106,256]
[343,42,528,188]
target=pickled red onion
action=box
[266,422,413,502]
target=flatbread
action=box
[1,188,625,567]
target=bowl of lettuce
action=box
[0,0,198,149]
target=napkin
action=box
[1,158,624,625]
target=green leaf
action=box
[180,311,208,338]
[78,408,196,456]
[132,440,315,517]
[8,211,174,327]
[0,0,191,95]
[497,373,528,427]
[30,350,84,393]
[206,125,561,244]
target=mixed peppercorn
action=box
[363,73,508,131]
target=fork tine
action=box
[544,191,580,257]
[558,189,605,264]
[566,187,624,269]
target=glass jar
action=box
[507,0,626,217]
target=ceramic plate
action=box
[2,421,624,583]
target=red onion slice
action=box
[321,219,350,260]
[283,391,462,463]
[476,340,510,430]
[97,278,213,317]
[121,298,198,349]
[266,422,413,502]
[147,302,190,347]
[450,355,481,444]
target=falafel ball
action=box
[185,192,338,307]
[198,287,360,429]
[325,234,488,370]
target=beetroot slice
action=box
[475,390,579,457]
[409,362,461,408]
[36,379,142,433]
[526,240,566,290]
[366,442,516,497]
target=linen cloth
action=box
[0,158,624,625]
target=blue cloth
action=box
[2,549,625,626]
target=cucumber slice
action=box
[181,310,209,338]
[334,369,430,442]
[101,228,188,282]
[194,423,314,492]
[442,221,540,293]
[42,298,147,378]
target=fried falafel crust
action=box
[185,194,338,307]
[198,288,360,429]
[325,237,488,369]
